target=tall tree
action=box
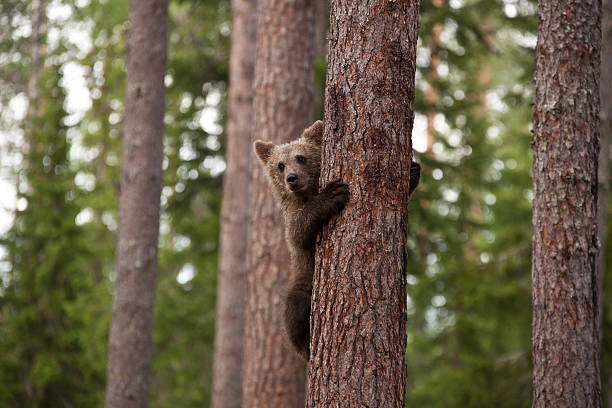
[26,0,45,120]
[0,61,105,408]
[531,0,602,407]
[104,0,169,407]
[306,0,420,406]
[0,1,108,404]
[211,0,256,407]
[242,0,315,405]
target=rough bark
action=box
[211,0,256,407]
[242,0,315,406]
[306,1,420,407]
[599,0,611,323]
[531,1,602,407]
[600,1,612,406]
[104,1,168,407]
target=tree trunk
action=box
[211,0,256,407]
[599,0,611,323]
[306,1,420,407]
[242,0,315,406]
[601,1,612,406]
[26,0,46,120]
[531,1,602,407]
[104,1,168,407]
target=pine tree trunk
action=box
[600,1,612,406]
[242,0,315,406]
[306,1,420,407]
[531,1,602,407]
[105,1,168,407]
[211,0,256,407]
[599,0,611,321]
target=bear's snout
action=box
[287,174,299,190]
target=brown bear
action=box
[253,120,420,361]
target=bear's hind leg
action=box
[284,289,310,361]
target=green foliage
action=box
[151,1,228,406]
[405,1,536,406]
[1,0,229,406]
[1,0,609,407]
[0,62,107,407]
[0,0,29,101]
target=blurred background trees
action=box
[242,0,315,405]
[0,0,609,407]
[104,0,169,406]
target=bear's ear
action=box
[302,120,323,146]
[254,140,275,163]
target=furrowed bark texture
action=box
[307,1,420,407]
[599,0,611,322]
[105,1,168,407]
[602,1,612,407]
[242,0,315,406]
[211,0,256,407]
[531,1,602,407]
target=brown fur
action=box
[253,120,421,361]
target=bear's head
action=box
[254,120,323,200]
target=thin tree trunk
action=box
[242,0,315,406]
[105,1,168,407]
[306,1,420,406]
[26,0,46,120]
[531,1,602,407]
[211,0,256,407]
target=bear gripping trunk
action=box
[306,1,421,407]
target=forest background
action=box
[0,0,610,407]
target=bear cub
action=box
[254,120,347,361]
[254,120,421,361]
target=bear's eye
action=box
[278,162,285,171]
[296,155,306,164]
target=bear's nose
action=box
[286,174,298,184]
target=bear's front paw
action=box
[320,179,350,214]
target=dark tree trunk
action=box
[242,0,315,406]
[211,0,256,407]
[306,1,420,407]
[104,1,168,407]
[531,1,602,407]
[599,0,611,320]
[600,0,612,406]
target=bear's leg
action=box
[284,289,311,361]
